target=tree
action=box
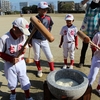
[48,2,55,13]
[31,5,37,13]
[22,6,30,14]
[61,4,72,11]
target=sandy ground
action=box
[0,14,100,100]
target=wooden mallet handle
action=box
[89,41,100,50]
[16,28,37,57]
[77,30,90,43]
[77,30,100,50]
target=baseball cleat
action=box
[25,97,35,100]
[37,70,43,77]
[69,65,73,69]
[96,89,100,96]
[62,65,67,69]
[10,94,16,100]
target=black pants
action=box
[79,37,93,64]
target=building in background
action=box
[58,1,75,13]
[0,0,11,14]
[75,3,83,11]
[19,2,29,13]
[57,0,85,13]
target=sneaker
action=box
[78,63,83,68]
[69,65,73,69]
[25,97,35,100]
[10,94,16,100]
[96,89,100,96]
[37,70,43,77]
[62,65,67,69]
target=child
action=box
[59,14,78,69]
[88,31,100,96]
[0,18,34,100]
[28,1,54,77]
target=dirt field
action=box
[0,14,100,100]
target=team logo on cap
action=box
[25,25,29,29]
[43,2,48,5]
[67,15,71,18]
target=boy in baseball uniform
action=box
[29,1,54,77]
[0,18,34,100]
[59,14,78,69]
[88,31,100,96]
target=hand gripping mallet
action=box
[16,16,55,59]
[77,30,100,50]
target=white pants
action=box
[4,59,31,90]
[98,77,100,85]
[32,39,53,62]
[63,42,75,60]
[88,56,100,85]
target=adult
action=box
[79,0,100,67]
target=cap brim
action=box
[65,18,73,20]
[38,6,49,9]
[41,7,49,9]
[19,27,30,36]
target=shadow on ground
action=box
[92,89,100,97]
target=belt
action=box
[67,41,75,43]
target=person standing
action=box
[88,31,100,96]
[59,14,78,69]
[28,1,54,77]
[0,18,34,100]
[79,0,100,67]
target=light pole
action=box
[14,6,16,14]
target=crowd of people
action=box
[0,0,100,100]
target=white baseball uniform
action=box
[29,15,54,62]
[60,25,78,60]
[0,31,30,90]
[88,32,100,85]
[31,39,53,62]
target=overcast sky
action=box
[9,0,85,11]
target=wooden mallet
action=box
[16,16,55,61]
[77,30,100,50]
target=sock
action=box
[24,89,30,98]
[48,62,54,71]
[70,60,74,65]
[64,59,67,65]
[35,60,42,71]
[97,84,100,90]
[11,89,16,94]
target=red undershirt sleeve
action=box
[0,52,14,63]
[91,46,97,53]
[75,36,78,47]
